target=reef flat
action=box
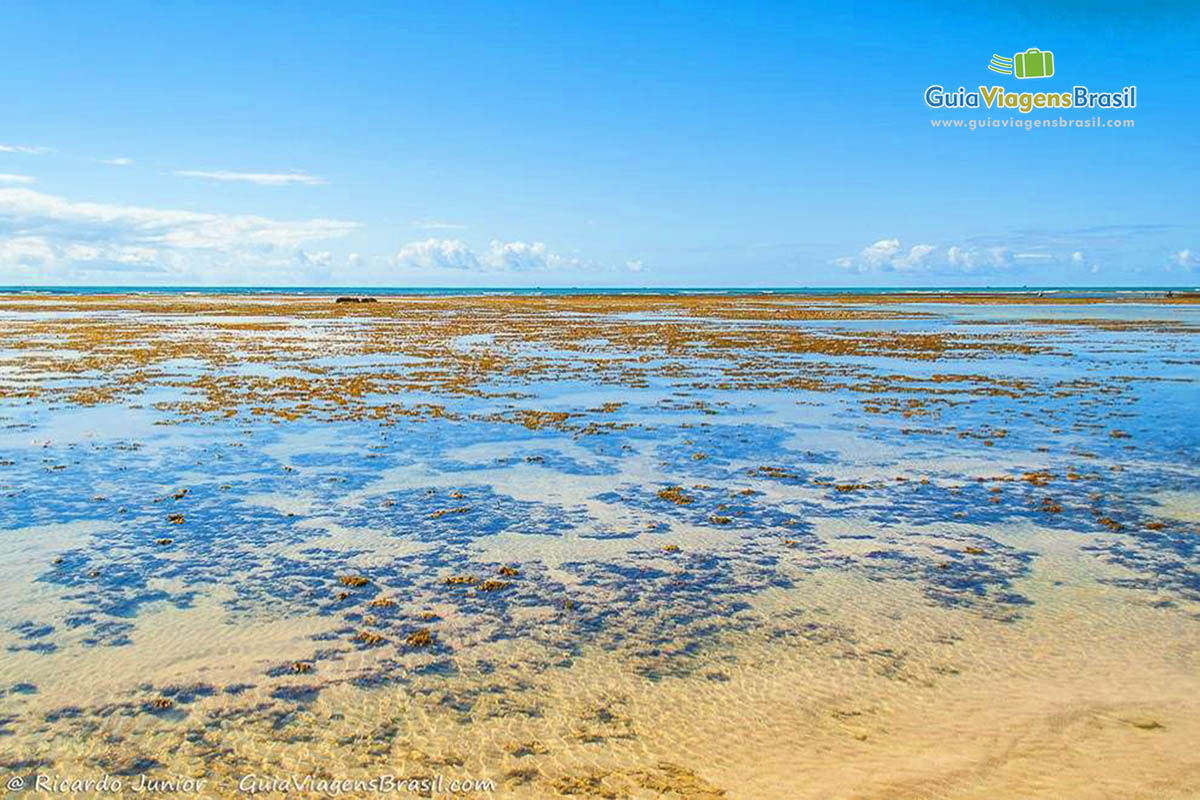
[0,292,1198,798]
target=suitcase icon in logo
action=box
[1014,48,1054,79]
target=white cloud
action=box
[391,238,622,275]
[839,239,1038,275]
[0,188,356,249]
[393,239,481,271]
[842,229,1186,279]
[413,219,468,231]
[0,187,358,279]
[0,236,56,269]
[841,238,936,273]
[946,246,975,269]
[0,144,52,155]
[1070,250,1097,273]
[1171,249,1197,271]
[484,240,568,271]
[625,259,644,273]
[173,170,326,186]
[64,242,158,266]
[893,243,935,271]
[860,238,901,268]
[0,236,159,273]
[103,157,134,166]
[0,174,36,185]
[297,250,333,267]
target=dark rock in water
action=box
[335,296,378,304]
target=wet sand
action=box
[0,292,1197,798]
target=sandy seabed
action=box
[0,292,1197,798]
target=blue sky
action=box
[0,0,1196,286]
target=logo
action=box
[989,48,1055,79]
[923,46,1136,115]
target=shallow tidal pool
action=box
[0,292,1198,799]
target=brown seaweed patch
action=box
[404,628,434,648]
[0,292,1143,427]
[504,767,540,785]
[478,580,511,592]
[430,506,472,519]
[1023,470,1055,487]
[505,740,550,757]
[750,465,800,480]
[631,762,727,798]
[657,486,694,505]
[549,762,726,800]
[1040,497,1064,514]
[514,410,571,430]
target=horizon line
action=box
[1,284,1196,295]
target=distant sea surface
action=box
[0,284,1195,297]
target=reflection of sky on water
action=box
[0,299,1197,793]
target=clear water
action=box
[0,293,1197,798]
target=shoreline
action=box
[1,290,1199,310]
[0,286,1198,303]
